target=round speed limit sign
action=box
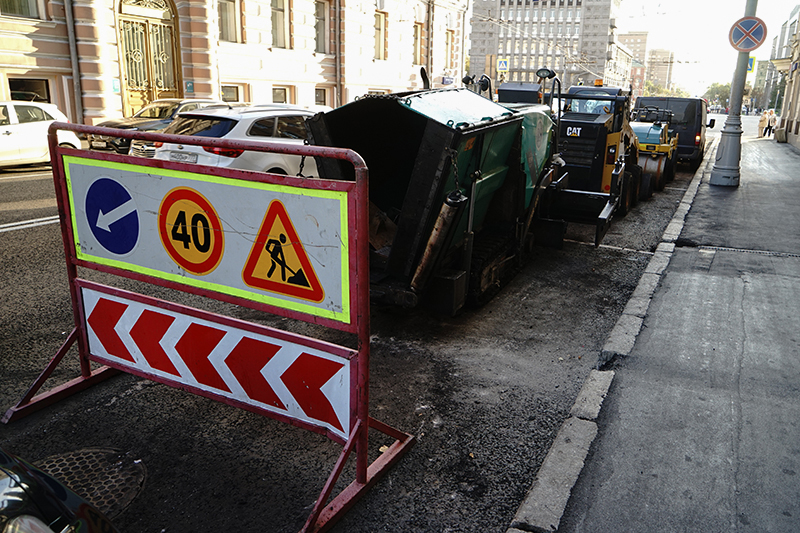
[159,187,224,275]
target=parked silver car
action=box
[153,105,320,176]
[88,98,223,156]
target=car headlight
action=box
[3,515,56,533]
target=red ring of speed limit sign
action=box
[159,187,225,275]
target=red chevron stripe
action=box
[130,309,179,376]
[225,337,285,409]
[175,323,229,392]
[282,352,344,431]
[87,298,134,362]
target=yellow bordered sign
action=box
[63,155,350,324]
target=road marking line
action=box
[564,238,654,255]
[0,172,52,181]
[698,245,800,259]
[0,215,60,233]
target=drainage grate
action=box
[698,245,800,259]
[36,448,146,519]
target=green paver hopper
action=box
[307,88,555,314]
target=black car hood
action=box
[97,117,170,131]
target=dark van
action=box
[634,97,715,166]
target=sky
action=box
[616,0,796,97]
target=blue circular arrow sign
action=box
[729,16,767,52]
[85,177,140,255]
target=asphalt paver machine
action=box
[306,88,557,315]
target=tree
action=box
[644,80,687,97]
[673,86,690,98]
[770,75,786,110]
[703,82,731,108]
[750,86,765,109]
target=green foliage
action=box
[643,80,689,97]
[703,82,731,105]
[770,76,786,109]
[750,86,766,108]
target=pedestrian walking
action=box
[764,110,777,137]
[758,111,768,138]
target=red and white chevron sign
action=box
[80,285,353,440]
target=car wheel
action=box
[267,167,287,175]
[59,143,78,149]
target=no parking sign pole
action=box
[710,0,766,187]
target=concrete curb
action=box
[507,370,612,533]
[507,138,720,533]
[599,137,718,365]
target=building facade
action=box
[764,5,799,111]
[646,48,672,90]
[629,58,644,98]
[752,59,769,110]
[771,4,800,149]
[617,30,646,65]
[468,0,629,90]
[0,0,469,123]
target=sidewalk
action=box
[555,135,800,532]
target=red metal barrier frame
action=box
[3,123,415,533]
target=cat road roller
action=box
[534,82,642,247]
[630,106,679,199]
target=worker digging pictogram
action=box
[242,199,324,302]
[266,233,307,286]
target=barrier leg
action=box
[2,328,119,423]
[302,418,415,533]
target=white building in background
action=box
[468,0,630,90]
[605,38,632,88]
[0,0,470,123]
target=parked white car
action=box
[153,105,320,176]
[0,101,82,168]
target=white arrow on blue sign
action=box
[85,177,140,255]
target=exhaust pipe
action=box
[410,190,468,293]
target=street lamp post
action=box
[709,0,760,187]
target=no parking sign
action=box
[729,16,767,53]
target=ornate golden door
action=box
[118,0,181,116]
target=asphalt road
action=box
[0,122,721,532]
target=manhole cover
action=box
[36,448,146,519]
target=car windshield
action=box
[165,116,238,138]
[134,102,180,119]
[567,91,613,114]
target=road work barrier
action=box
[3,123,415,532]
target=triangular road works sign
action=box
[242,200,325,302]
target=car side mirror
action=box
[708,118,716,128]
